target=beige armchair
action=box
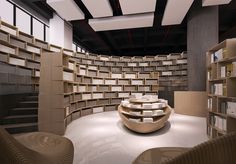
[0,127,74,164]
[133,132,236,164]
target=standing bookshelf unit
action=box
[206,39,236,139]
[39,52,162,134]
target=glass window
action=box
[72,43,77,52]
[77,46,82,52]
[0,0,14,25]
[33,18,44,40]
[16,8,31,34]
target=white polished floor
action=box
[64,111,208,164]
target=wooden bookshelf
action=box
[0,19,188,134]
[39,52,161,134]
[206,39,236,139]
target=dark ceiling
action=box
[16,0,236,56]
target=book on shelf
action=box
[65,107,70,116]
[176,59,187,64]
[129,118,141,123]
[208,126,214,138]
[220,66,226,78]
[233,62,236,76]
[130,111,141,115]
[143,110,153,116]
[226,62,236,77]
[211,48,226,63]
[143,118,153,123]
[63,71,74,81]
[162,71,172,76]
[227,102,236,116]
[220,102,227,114]
[210,115,226,131]
[93,107,104,113]
[223,83,227,96]
[211,83,224,95]
[153,110,164,115]
[207,71,211,80]
[208,98,212,111]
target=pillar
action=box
[187,2,218,91]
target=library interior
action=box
[0,0,236,164]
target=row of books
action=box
[129,118,154,123]
[129,110,164,116]
[208,98,213,110]
[210,48,226,63]
[208,99,236,117]
[220,101,236,116]
[210,83,226,96]
[220,62,236,78]
[210,115,227,131]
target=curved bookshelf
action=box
[0,19,188,135]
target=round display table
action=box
[118,98,172,133]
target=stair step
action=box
[20,101,38,104]
[18,101,38,108]
[23,96,38,101]
[28,92,39,96]
[1,115,38,124]
[10,108,38,115]
[2,123,38,134]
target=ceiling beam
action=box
[112,30,186,39]
[120,42,186,49]
[220,25,236,41]
[73,0,92,19]
[109,0,122,16]
[102,32,122,53]
[19,0,53,19]
[143,29,148,52]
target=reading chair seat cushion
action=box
[16,132,74,164]
[0,127,74,164]
[133,147,189,164]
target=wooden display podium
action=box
[118,98,172,133]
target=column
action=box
[187,2,218,91]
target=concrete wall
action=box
[187,3,219,91]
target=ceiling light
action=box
[81,0,113,18]
[162,0,194,26]
[119,0,157,15]
[202,0,232,6]
[47,0,84,20]
[89,13,154,31]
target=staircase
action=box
[0,94,38,134]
